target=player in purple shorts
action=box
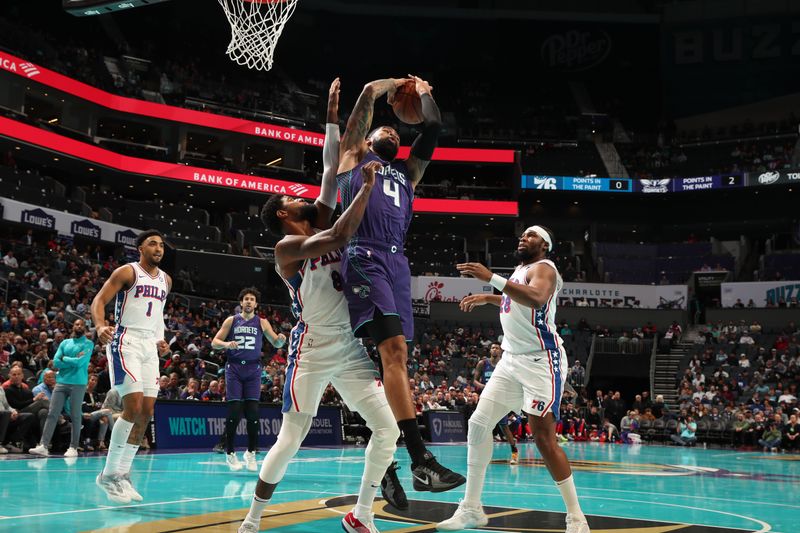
[336,75,465,493]
[212,287,286,472]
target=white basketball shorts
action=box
[480,348,568,420]
[283,322,386,416]
[107,327,160,399]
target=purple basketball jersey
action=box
[336,151,413,248]
[225,314,263,363]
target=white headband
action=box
[525,225,553,253]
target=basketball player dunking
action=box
[239,78,400,533]
[336,75,465,494]
[212,287,286,472]
[473,343,519,465]
[91,230,171,504]
[437,226,590,533]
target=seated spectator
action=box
[670,416,697,446]
[180,378,201,401]
[0,383,37,452]
[739,354,751,368]
[784,413,800,452]
[31,370,56,400]
[3,366,49,436]
[758,422,782,452]
[602,418,619,443]
[202,380,222,401]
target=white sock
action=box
[556,475,583,517]
[354,475,380,521]
[103,418,134,477]
[118,443,140,475]
[245,495,270,525]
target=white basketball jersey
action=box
[499,259,564,355]
[114,262,169,334]
[278,246,350,329]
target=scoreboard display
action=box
[522,175,748,193]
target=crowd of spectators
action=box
[670,320,799,451]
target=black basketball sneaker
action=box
[381,461,408,510]
[411,451,466,492]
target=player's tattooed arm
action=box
[261,318,286,348]
[211,316,238,350]
[339,78,408,168]
[406,75,442,188]
[91,264,135,345]
[276,161,380,263]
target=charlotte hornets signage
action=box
[1,197,139,245]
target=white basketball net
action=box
[218,0,299,71]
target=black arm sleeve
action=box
[409,93,442,161]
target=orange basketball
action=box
[391,80,423,125]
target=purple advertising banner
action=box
[153,400,342,449]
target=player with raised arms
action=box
[335,75,465,496]
[91,230,171,504]
[212,287,286,472]
[238,78,400,533]
[437,226,590,533]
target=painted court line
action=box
[280,471,800,510]
[0,490,319,521]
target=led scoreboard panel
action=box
[521,176,746,193]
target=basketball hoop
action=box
[218,0,298,71]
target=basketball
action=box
[391,80,424,124]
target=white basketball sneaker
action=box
[29,444,49,457]
[63,447,78,458]
[96,472,131,504]
[436,500,488,531]
[237,521,259,533]
[242,450,258,472]
[566,513,590,533]
[227,452,243,471]
[119,473,143,502]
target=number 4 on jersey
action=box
[383,179,400,207]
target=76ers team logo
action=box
[530,399,546,412]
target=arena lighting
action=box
[0,116,518,216]
[0,50,515,164]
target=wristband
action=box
[489,273,507,292]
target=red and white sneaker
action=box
[341,510,380,533]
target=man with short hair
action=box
[0,385,36,453]
[3,250,18,269]
[30,319,94,458]
[32,370,56,400]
